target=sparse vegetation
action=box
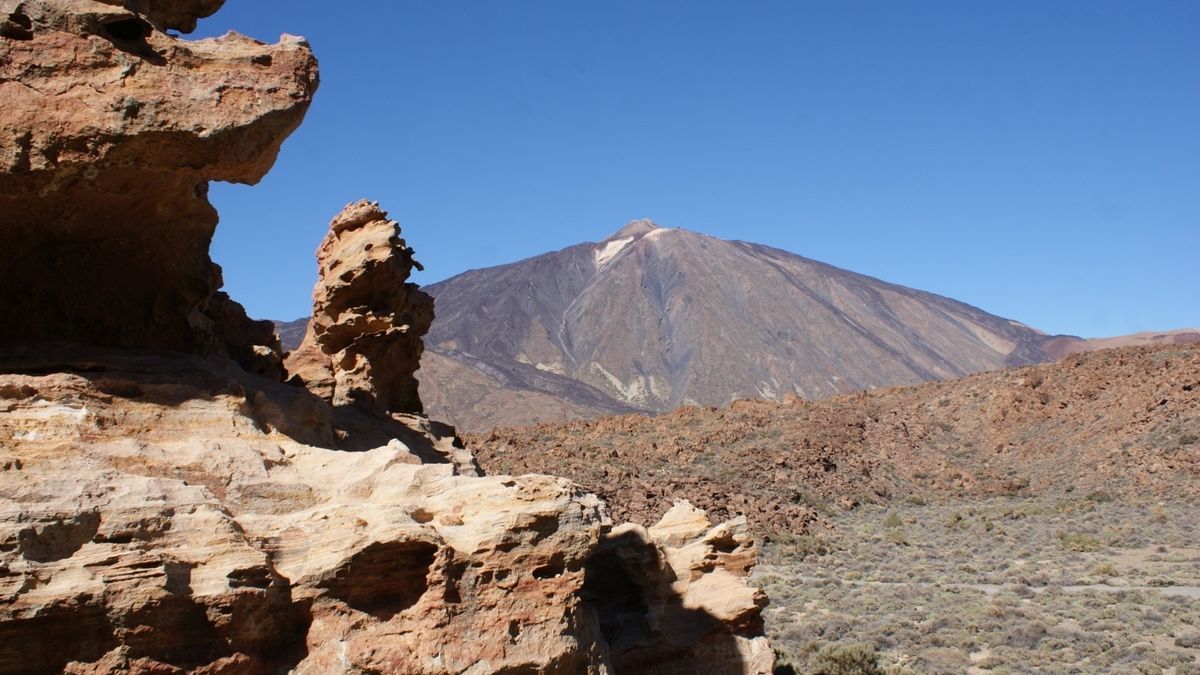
[810,642,883,675]
[756,496,1200,673]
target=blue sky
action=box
[194,2,1198,337]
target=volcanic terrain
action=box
[468,343,1200,534]
[418,220,1067,429]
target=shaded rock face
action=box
[585,501,774,674]
[0,0,317,363]
[286,201,434,417]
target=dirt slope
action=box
[468,343,1200,534]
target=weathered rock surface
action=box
[0,0,317,360]
[0,347,611,673]
[0,347,773,674]
[0,2,774,673]
[585,501,774,674]
[286,201,434,417]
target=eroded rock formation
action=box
[586,501,774,674]
[286,201,434,417]
[0,0,316,365]
[0,347,611,673]
[0,1,773,672]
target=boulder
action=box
[0,347,610,673]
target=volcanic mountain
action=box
[408,220,1065,430]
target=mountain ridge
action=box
[418,220,1060,428]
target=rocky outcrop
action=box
[473,342,1200,534]
[586,501,774,674]
[0,346,774,674]
[286,201,434,417]
[0,347,610,673]
[0,0,317,362]
[0,1,774,672]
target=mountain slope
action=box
[419,220,1057,429]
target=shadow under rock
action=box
[583,529,761,675]
[331,405,461,466]
[0,343,474,468]
[0,343,333,444]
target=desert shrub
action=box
[1176,632,1200,649]
[780,534,834,557]
[809,642,883,675]
[883,513,903,528]
[1058,532,1103,552]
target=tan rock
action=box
[0,3,775,673]
[286,201,434,417]
[585,500,773,675]
[0,347,609,674]
[0,348,773,674]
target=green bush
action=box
[810,642,884,675]
[1057,531,1103,552]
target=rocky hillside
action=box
[417,220,1061,430]
[469,343,1200,534]
[0,3,773,673]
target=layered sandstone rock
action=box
[286,201,434,417]
[0,0,317,362]
[0,347,609,673]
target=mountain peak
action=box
[606,219,660,241]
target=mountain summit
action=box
[417,221,1061,430]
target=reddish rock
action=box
[0,3,776,673]
[0,0,317,360]
[470,343,1200,534]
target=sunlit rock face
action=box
[0,0,317,363]
[0,346,613,673]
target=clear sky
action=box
[193,2,1198,338]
